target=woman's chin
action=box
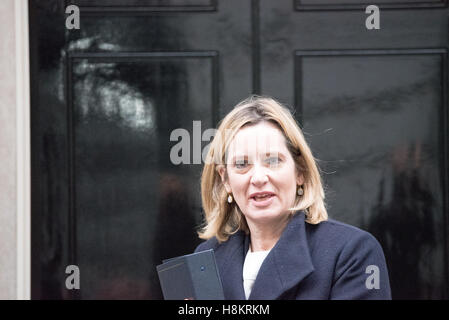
[244,206,285,223]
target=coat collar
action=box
[216,211,315,300]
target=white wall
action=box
[0,0,30,300]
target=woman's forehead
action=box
[227,122,288,155]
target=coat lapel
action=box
[214,230,248,300]
[248,211,315,300]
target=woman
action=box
[195,95,391,300]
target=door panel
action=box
[298,51,446,298]
[71,54,217,298]
[295,0,447,10]
[72,0,214,5]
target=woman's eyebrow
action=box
[264,151,285,157]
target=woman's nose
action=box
[250,163,268,186]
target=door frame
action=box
[16,0,31,300]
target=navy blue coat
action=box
[194,211,391,300]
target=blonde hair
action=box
[198,95,327,242]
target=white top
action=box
[242,248,271,300]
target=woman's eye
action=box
[235,159,248,169]
[266,157,281,166]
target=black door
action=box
[30,0,449,299]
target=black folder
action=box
[156,249,225,300]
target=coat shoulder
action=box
[306,217,382,248]
[194,230,246,253]
[194,236,220,253]
[305,218,391,299]
[305,217,388,266]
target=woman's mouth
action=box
[250,193,275,207]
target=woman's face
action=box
[219,121,304,226]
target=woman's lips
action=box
[249,194,275,207]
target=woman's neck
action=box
[247,214,291,252]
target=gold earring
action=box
[297,186,304,196]
[227,194,233,203]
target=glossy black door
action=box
[30,0,449,299]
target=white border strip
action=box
[15,0,31,300]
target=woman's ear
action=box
[218,165,232,193]
[296,172,305,186]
